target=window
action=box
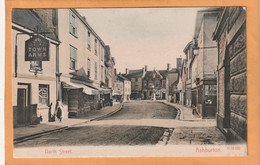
[155,81,160,88]
[162,80,165,88]
[70,46,77,70]
[136,78,138,82]
[94,39,97,55]
[39,84,49,106]
[101,65,104,81]
[87,59,91,77]
[101,47,103,61]
[87,31,91,50]
[205,85,217,96]
[70,13,77,36]
[95,62,97,80]
[143,82,147,88]
[30,61,42,71]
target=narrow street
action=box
[14,101,178,147]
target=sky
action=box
[77,7,204,73]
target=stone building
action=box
[142,68,169,100]
[12,9,60,125]
[124,67,146,100]
[183,41,194,106]
[191,8,222,118]
[213,7,247,142]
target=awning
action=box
[62,82,99,95]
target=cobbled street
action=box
[14,101,178,147]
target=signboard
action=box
[39,88,48,98]
[25,35,49,61]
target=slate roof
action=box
[167,68,178,73]
[12,9,59,42]
[124,69,144,78]
[143,71,152,80]
[117,74,130,81]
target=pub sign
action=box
[25,35,49,61]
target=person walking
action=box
[55,100,63,122]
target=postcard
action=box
[4,0,259,164]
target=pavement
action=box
[13,104,122,143]
[157,100,226,145]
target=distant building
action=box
[183,41,194,106]
[12,9,60,125]
[142,68,168,100]
[177,59,187,105]
[115,74,131,101]
[191,8,222,118]
[167,61,181,103]
[124,67,146,100]
[213,7,247,142]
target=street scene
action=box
[12,7,247,157]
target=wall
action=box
[58,9,104,88]
[203,13,218,78]
[215,7,247,142]
[12,27,57,123]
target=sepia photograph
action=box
[11,7,248,157]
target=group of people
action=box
[48,100,63,122]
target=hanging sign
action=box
[25,35,49,61]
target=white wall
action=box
[12,27,57,123]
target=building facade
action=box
[142,69,168,100]
[183,41,194,106]
[191,8,221,118]
[213,7,247,142]
[12,9,60,125]
[124,67,146,100]
[115,74,131,101]
[178,59,187,105]
[57,9,108,117]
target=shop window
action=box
[205,85,217,96]
[198,86,203,104]
[39,84,49,106]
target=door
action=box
[17,83,30,124]
[17,89,26,109]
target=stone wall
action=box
[215,7,247,142]
[229,25,247,141]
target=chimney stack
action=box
[145,65,148,72]
[167,64,171,71]
[114,68,117,75]
[125,68,129,74]
[176,58,182,71]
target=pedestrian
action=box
[57,106,62,122]
[48,102,52,122]
[55,100,63,122]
